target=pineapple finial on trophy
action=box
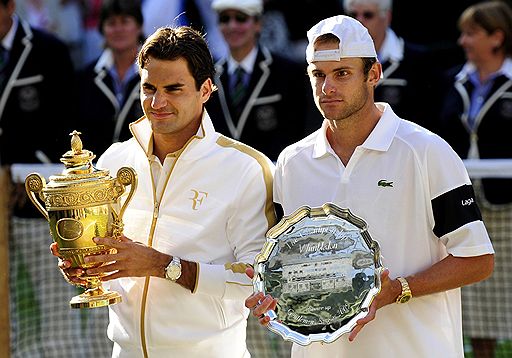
[60,130,96,174]
[70,130,83,154]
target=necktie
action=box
[0,46,8,90]
[230,66,247,120]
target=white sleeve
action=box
[427,135,494,257]
[194,158,276,300]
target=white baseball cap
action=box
[306,15,377,63]
[211,0,263,16]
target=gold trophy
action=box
[25,130,137,309]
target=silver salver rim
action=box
[253,202,383,346]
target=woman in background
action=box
[438,2,512,357]
[74,0,144,155]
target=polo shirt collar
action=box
[129,109,216,160]
[312,102,399,159]
[312,120,332,158]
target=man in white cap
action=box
[245,15,495,357]
[206,0,319,161]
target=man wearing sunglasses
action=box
[344,0,436,132]
[206,0,317,162]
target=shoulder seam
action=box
[216,135,276,228]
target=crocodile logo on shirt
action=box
[378,179,393,187]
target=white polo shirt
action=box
[274,103,494,358]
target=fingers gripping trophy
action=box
[25,130,138,308]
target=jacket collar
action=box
[227,46,258,75]
[379,28,404,63]
[312,103,399,158]
[94,48,114,73]
[456,57,512,82]
[129,109,218,161]
[94,47,140,75]
[2,15,18,51]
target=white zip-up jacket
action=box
[97,111,276,358]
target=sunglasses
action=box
[219,13,250,24]
[348,11,377,20]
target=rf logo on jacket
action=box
[190,189,208,210]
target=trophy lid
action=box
[48,130,110,187]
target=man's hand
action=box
[348,268,399,341]
[82,235,169,280]
[50,242,88,286]
[244,267,278,325]
[244,267,399,338]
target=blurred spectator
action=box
[0,0,75,165]
[262,0,343,64]
[343,0,434,130]
[195,0,229,60]
[438,2,512,356]
[21,0,55,32]
[54,0,84,66]
[0,0,75,221]
[391,0,480,70]
[257,3,295,63]
[141,0,190,36]
[81,0,104,66]
[74,0,144,156]
[15,0,85,67]
[206,0,320,161]
[141,0,228,60]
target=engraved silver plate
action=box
[253,203,383,345]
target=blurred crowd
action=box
[3,0,501,162]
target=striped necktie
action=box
[0,46,8,90]
[230,66,247,119]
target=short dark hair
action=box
[137,26,217,91]
[99,0,144,41]
[362,57,377,79]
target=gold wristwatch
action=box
[395,276,412,304]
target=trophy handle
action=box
[116,167,138,221]
[24,173,49,220]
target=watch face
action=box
[166,264,181,280]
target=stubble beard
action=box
[322,85,370,123]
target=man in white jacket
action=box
[53,26,275,357]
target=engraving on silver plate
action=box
[253,203,382,345]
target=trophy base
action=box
[70,287,122,309]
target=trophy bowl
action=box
[253,203,382,345]
[25,130,137,309]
